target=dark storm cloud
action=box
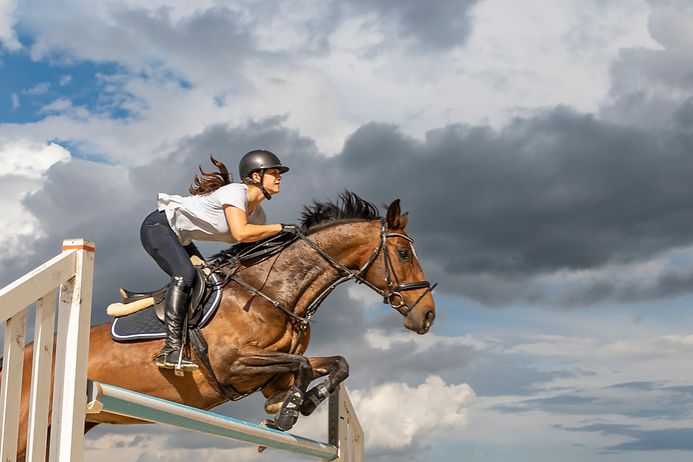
[10,101,693,312]
[346,0,479,52]
[601,3,693,128]
[494,382,693,419]
[556,262,693,306]
[562,423,693,453]
[601,428,693,453]
[335,110,693,305]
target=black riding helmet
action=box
[238,150,289,200]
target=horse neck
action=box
[286,220,380,316]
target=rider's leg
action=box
[156,276,197,370]
[140,210,198,371]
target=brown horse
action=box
[5,192,436,460]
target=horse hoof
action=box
[274,411,298,431]
[300,392,321,416]
[260,419,281,430]
[264,390,290,415]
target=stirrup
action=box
[155,348,198,372]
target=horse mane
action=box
[209,192,380,267]
[300,191,380,233]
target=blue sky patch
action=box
[0,48,132,123]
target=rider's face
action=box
[262,168,282,195]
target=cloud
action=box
[563,423,693,453]
[602,428,693,453]
[349,375,474,450]
[494,379,693,420]
[346,0,479,52]
[0,0,20,50]
[0,139,70,262]
[84,429,266,462]
[334,110,693,305]
[287,375,474,459]
[10,103,693,309]
[601,2,693,128]
[1,0,689,374]
[507,334,693,361]
[22,82,50,95]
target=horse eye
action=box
[397,248,411,261]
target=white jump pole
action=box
[86,380,364,461]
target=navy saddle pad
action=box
[110,273,223,342]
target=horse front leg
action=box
[226,348,312,431]
[261,356,350,418]
[300,356,349,416]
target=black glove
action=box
[281,223,301,235]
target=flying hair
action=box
[189,155,233,195]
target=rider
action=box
[140,149,290,371]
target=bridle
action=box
[215,218,436,331]
[341,218,437,317]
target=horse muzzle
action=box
[403,306,436,334]
[389,281,436,334]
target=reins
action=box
[210,218,436,332]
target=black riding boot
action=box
[155,276,198,372]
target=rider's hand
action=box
[281,224,302,235]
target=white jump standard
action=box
[0,239,95,462]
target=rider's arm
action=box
[224,205,282,243]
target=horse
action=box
[4,192,436,460]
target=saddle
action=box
[110,266,222,342]
[119,266,209,323]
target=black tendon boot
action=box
[155,276,198,372]
[274,385,304,431]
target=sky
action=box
[1,0,693,460]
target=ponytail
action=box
[189,155,232,195]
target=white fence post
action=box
[0,239,95,462]
[49,239,95,462]
[329,385,364,462]
[26,291,56,462]
[0,310,27,461]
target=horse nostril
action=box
[425,311,435,321]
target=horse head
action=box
[362,199,437,334]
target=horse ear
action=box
[398,212,409,229]
[386,199,401,229]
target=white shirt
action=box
[157,183,267,245]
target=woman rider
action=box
[140,150,292,371]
